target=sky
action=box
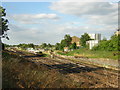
[1,0,118,45]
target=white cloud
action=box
[2,23,65,45]
[50,1,118,26]
[7,13,60,24]
[3,20,116,45]
[50,2,117,15]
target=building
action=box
[27,48,39,53]
[64,47,69,52]
[87,33,101,49]
[88,33,101,41]
[86,40,99,49]
[71,36,80,47]
[115,29,120,36]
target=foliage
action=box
[48,43,52,47]
[64,34,72,46]
[40,43,54,50]
[69,42,77,49]
[4,43,10,47]
[55,34,72,50]
[0,6,9,40]
[57,48,118,60]
[55,43,60,50]
[17,43,35,49]
[80,33,91,47]
[40,43,47,48]
[92,34,119,51]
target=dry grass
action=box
[2,51,77,88]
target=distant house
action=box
[64,47,69,52]
[71,36,80,47]
[27,48,39,53]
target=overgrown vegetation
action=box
[92,34,120,51]
[80,33,91,47]
[2,51,82,88]
[0,6,9,40]
[0,6,9,50]
[57,48,118,60]
[55,34,78,51]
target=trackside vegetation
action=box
[92,34,120,51]
[57,48,118,60]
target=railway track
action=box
[25,56,118,88]
[6,50,119,88]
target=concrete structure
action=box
[88,33,101,41]
[115,29,120,36]
[86,40,99,49]
[71,36,80,47]
[87,33,101,49]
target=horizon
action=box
[1,1,118,45]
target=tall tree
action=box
[48,43,52,47]
[80,33,91,47]
[55,43,60,50]
[41,43,47,48]
[28,43,35,49]
[0,6,9,40]
[0,6,9,50]
[64,34,72,46]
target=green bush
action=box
[92,35,119,51]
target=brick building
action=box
[71,36,80,47]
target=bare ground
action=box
[5,50,119,88]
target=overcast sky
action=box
[2,0,118,45]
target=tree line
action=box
[55,34,76,51]
[92,33,120,51]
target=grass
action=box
[56,48,119,60]
[2,51,80,88]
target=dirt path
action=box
[6,50,119,88]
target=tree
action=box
[48,43,52,47]
[64,34,72,46]
[102,37,107,41]
[80,33,91,47]
[0,6,9,50]
[61,39,68,47]
[69,42,77,49]
[28,43,35,49]
[0,7,9,39]
[92,30,119,51]
[41,43,47,48]
[55,43,60,50]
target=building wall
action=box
[71,36,80,47]
[88,33,101,41]
[87,40,99,49]
[115,30,120,36]
[64,47,69,52]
